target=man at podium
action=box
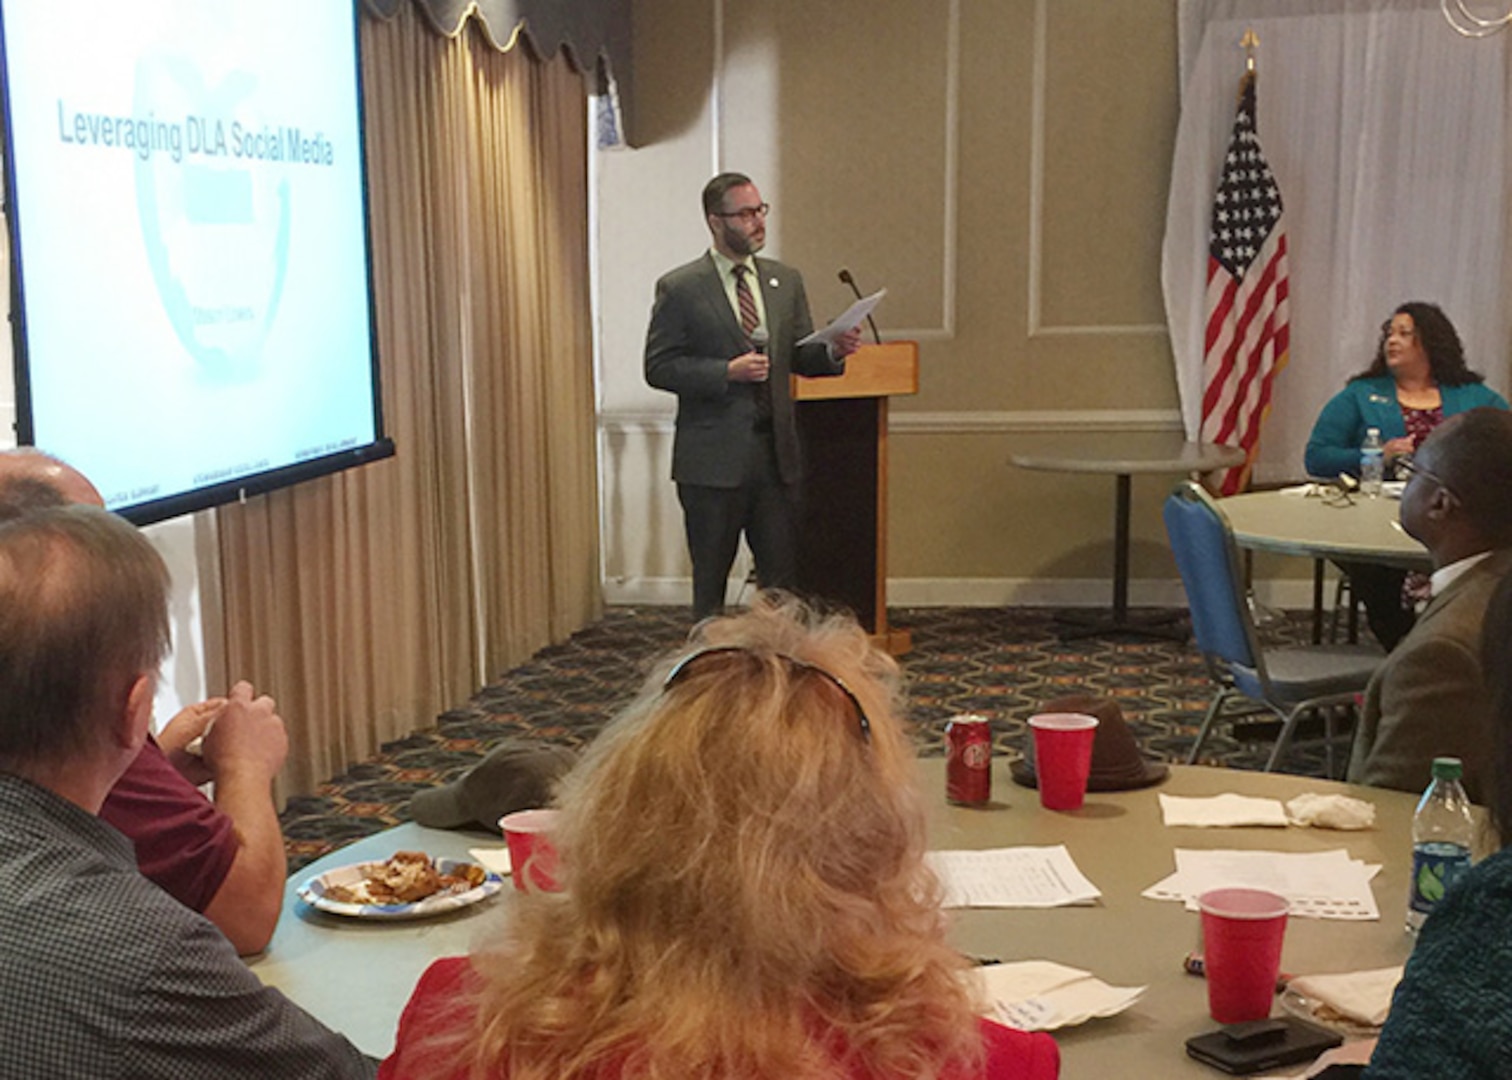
[645,172,861,620]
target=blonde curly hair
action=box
[424,593,981,1080]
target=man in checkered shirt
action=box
[0,505,375,1079]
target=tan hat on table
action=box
[1009,694,1169,792]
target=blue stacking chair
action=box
[1162,481,1383,774]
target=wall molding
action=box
[891,409,1182,435]
[604,574,1320,611]
[1026,0,1167,340]
[598,407,1184,436]
[935,0,960,340]
[712,0,960,341]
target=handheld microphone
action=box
[837,268,882,345]
[748,327,770,383]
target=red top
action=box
[379,957,1060,1080]
[98,736,238,912]
[1400,403,1444,452]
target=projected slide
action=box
[0,0,386,521]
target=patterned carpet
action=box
[279,605,1346,872]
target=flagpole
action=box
[1236,26,1259,494]
[1241,28,1258,72]
[1239,28,1258,103]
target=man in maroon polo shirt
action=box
[0,448,287,954]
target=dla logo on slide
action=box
[133,54,290,384]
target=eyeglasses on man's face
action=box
[714,203,770,223]
[1397,455,1456,499]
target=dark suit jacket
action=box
[644,252,843,487]
[1346,547,1512,803]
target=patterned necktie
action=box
[732,264,770,422]
[733,264,759,337]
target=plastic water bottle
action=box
[1406,756,1474,935]
[1360,427,1384,498]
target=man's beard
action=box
[722,221,763,257]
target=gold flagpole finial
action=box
[1240,28,1259,74]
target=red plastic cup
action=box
[499,808,561,892]
[1028,713,1099,810]
[1198,887,1289,1023]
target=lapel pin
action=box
[769,277,779,288]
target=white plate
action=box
[297,856,504,920]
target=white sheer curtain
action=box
[1164,0,1511,482]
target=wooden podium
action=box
[792,341,918,655]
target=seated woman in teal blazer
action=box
[1305,301,1508,479]
[1303,302,1508,650]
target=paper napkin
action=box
[1286,965,1403,1028]
[970,960,1145,1032]
[468,846,512,876]
[1285,793,1377,830]
[1160,793,1289,828]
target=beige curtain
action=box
[212,1,601,798]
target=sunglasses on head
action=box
[661,645,872,745]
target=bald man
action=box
[0,446,105,507]
[0,504,373,1076]
[0,448,287,954]
[1347,408,1512,802]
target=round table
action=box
[939,760,1415,1078]
[1220,487,1430,643]
[1009,432,1245,639]
[252,760,1418,1074]
[1219,488,1429,569]
[248,823,496,1058]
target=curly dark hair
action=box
[1353,301,1485,386]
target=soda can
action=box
[946,715,992,805]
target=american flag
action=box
[1201,73,1290,496]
